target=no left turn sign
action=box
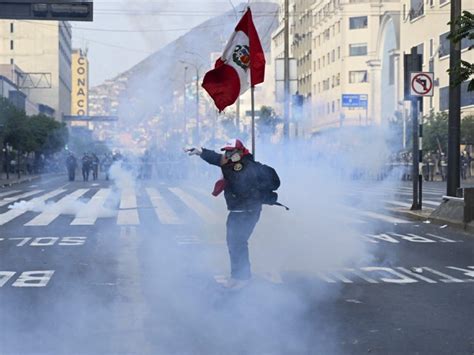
[410,72,434,97]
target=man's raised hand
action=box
[184,147,202,156]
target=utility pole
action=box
[283,0,290,139]
[195,68,200,144]
[447,0,462,197]
[184,66,188,144]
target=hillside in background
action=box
[89,2,279,125]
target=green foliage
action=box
[257,105,280,136]
[423,111,449,154]
[0,98,67,155]
[461,115,474,144]
[448,10,474,91]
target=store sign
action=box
[71,52,88,116]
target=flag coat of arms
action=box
[202,8,266,112]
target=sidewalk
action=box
[0,173,63,188]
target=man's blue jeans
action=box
[226,209,261,280]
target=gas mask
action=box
[225,149,242,162]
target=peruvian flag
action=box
[202,8,266,112]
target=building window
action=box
[440,81,474,110]
[349,16,368,30]
[10,40,14,50]
[337,21,341,33]
[439,0,448,4]
[10,23,14,33]
[336,73,340,86]
[409,0,424,20]
[349,43,367,56]
[323,57,325,67]
[337,46,341,59]
[439,31,474,57]
[10,58,14,65]
[327,53,330,63]
[349,70,368,83]
[318,58,321,69]
[332,101,335,113]
[331,49,335,62]
[337,99,340,109]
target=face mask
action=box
[230,153,241,162]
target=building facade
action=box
[310,0,400,132]
[0,20,72,120]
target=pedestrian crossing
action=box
[0,184,432,227]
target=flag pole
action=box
[251,85,256,157]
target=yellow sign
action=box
[71,51,88,116]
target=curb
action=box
[391,206,474,236]
[0,173,64,188]
[0,175,41,188]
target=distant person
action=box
[101,154,113,181]
[186,139,286,290]
[91,153,100,181]
[66,153,77,181]
[81,153,91,182]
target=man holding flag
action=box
[186,8,272,290]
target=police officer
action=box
[65,153,77,181]
[187,139,265,290]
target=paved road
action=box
[0,175,472,354]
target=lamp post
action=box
[180,59,202,144]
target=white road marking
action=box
[415,267,465,283]
[117,188,139,225]
[169,187,217,224]
[395,267,438,283]
[355,209,409,224]
[0,189,65,226]
[71,188,112,225]
[0,190,19,198]
[146,188,182,224]
[25,189,89,226]
[12,270,55,287]
[114,226,151,352]
[0,189,43,207]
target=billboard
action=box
[71,50,88,116]
[0,0,93,21]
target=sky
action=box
[71,0,245,87]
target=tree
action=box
[461,115,474,144]
[423,111,449,154]
[448,10,474,91]
[257,105,280,137]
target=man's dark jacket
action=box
[200,148,265,211]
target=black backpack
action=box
[257,163,289,210]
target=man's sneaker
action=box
[222,278,250,290]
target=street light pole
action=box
[183,66,188,144]
[283,0,290,140]
[195,67,200,145]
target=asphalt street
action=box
[0,174,472,355]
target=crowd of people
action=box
[65,152,116,182]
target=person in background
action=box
[101,153,113,181]
[81,153,91,182]
[66,153,77,181]
[91,153,100,181]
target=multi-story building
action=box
[398,0,474,116]
[311,0,400,132]
[0,20,72,120]
[293,0,313,99]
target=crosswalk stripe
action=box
[0,190,19,199]
[0,189,43,207]
[169,187,218,224]
[70,188,112,225]
[117,188,139,225]
[25,189,89,226]
[145,188,182,224]
[0,189,65,226]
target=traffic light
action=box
[0,0,93,21]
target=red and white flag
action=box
[202,8,266,112]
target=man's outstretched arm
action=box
[186,147,225,167]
